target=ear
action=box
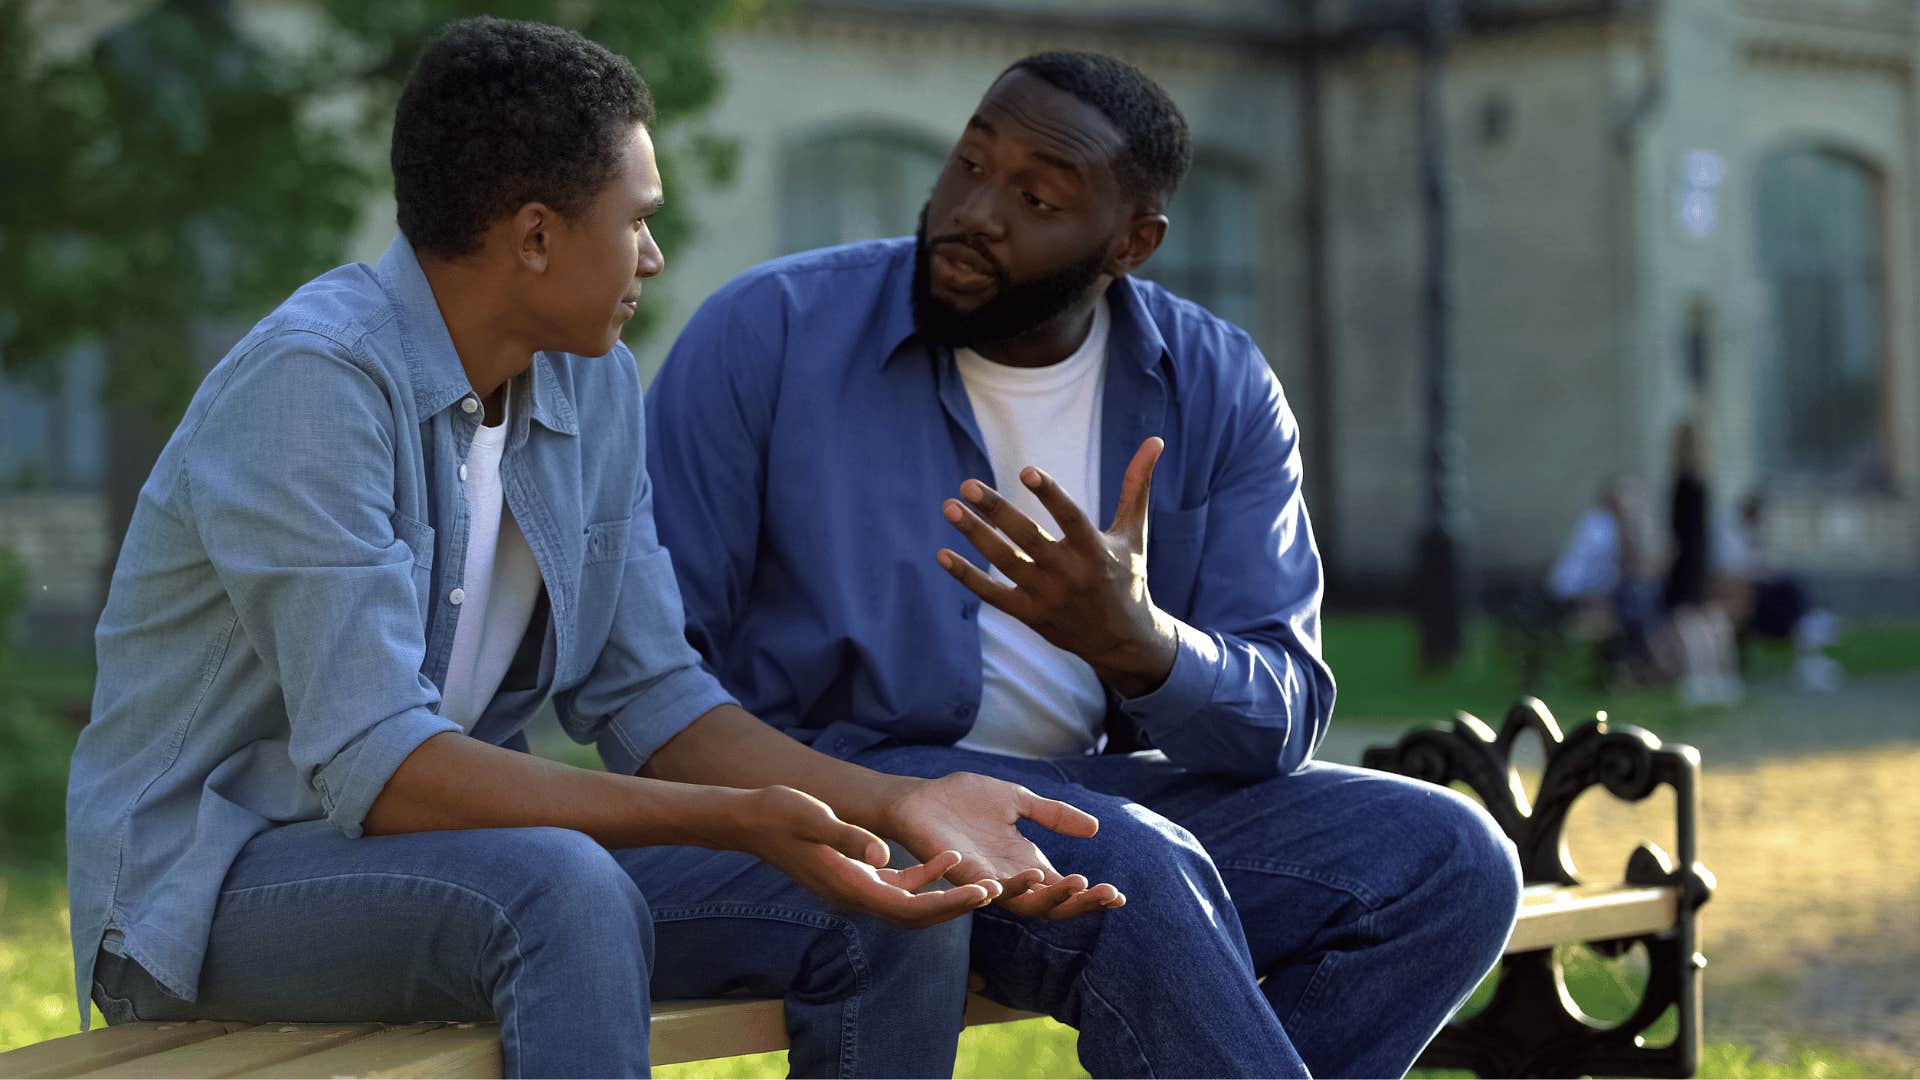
[513,202,558,274]
[1110,212,1169,277]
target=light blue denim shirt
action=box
[66,235,734,1024]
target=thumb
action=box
[1019,791,1100,839]
[806,813,890,868]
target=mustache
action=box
[927,234,1008,283]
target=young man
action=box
[648,52,1525,1078]
[67,20,1116,1078]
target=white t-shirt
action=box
[952,298,1111,759]
[440,391,544,731]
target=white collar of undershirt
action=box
[953,296,1110,395]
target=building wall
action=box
[1318,20,1634,582]
[1629,0,1920,576]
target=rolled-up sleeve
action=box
[555,355,737,776]
[185,331,459,837]
[1117,350,1336,780]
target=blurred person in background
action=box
[1660,418,1743,706]
[1546,474,1663,686]
[63,18,1120,1077]
[1716,491,1843,690]
[646,50,1522,1080]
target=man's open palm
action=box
[883,772,1126,920]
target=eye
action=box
[956,154,985,176]
[1022,191,1058,213]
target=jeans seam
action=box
[651,904,867,1075]
[975,909,1153,1076]
[650,902,840,929]
[1282,949,1341,1036]
[1214,856,1387,910]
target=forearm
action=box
[639,704,919,834]
[363,730,750,849]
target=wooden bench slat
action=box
[650,999,785,1066]
[77,1023,386,1079]
[4,885,1682,1079]
[1506,882,1680,954]
[0,1021,253,1079]
[252,1023,499,1079]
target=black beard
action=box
[910,205,1110,350]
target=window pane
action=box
[782,130,945,254]
[1756,149,1885,481]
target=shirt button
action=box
[953,704,973,720]
[449,587,466,606]
[460,396,480,415]
[458,464,468,482]
[960,604,974,621]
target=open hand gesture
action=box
[937,437,1179,698]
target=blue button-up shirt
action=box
[66,235,733,1023]
[646,238,1333,777]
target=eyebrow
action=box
[963,115,1089,182]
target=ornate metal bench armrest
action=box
[1362,698,1716,1079]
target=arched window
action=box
[1138,155,1259,331]
[1755,148,1888,483]
[780,126,946,255]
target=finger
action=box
[936,549,1027,616]
[996,874,1088,918]
[992,867,1048,899]
[805,816,890,868]
[1045,882,1122,921]
[821,854,993,927]
[876,850,963,892]
[960,479,1056,556]
[1019,466,1103,550]
[943,499,1039,584]
[1018,790,1100,839]
[1110,437,1165,542]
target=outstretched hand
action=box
[882,772,1125,921]
[936,437,1178,698]
[735,785,1003,928]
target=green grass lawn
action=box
[6,615,1919,1075]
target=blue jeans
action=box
[89,821,971,1078]
[856,746,1523,1079]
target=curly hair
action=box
[391,17,654,258]
[1003,51,1191,209]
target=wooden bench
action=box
[2,701,1713,1079]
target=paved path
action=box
[1330,675,1920,1069]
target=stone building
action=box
[5,0,1917,641]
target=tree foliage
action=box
[0,0,747,417]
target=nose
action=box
[950,181,1005,244]
[637,227,665,280]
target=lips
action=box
[932,245,997,293]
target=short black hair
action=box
[1003,50,1192,209]
[392,17,654,258]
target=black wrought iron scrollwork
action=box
[1362,698,1715,1078]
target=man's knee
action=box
[498,827,656,967]
[1422,790,1524,956]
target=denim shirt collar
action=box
[376,234,579,437]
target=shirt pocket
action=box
[1146,501,1208,616]
[584,516,631,565]
[389,511,435,616]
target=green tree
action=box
[0,0,745,585]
